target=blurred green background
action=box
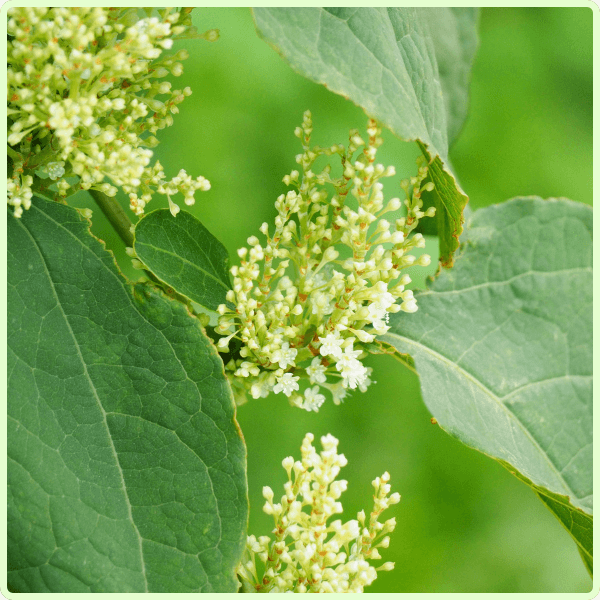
[71,7,593,593]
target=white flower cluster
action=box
[7,7,215,217]
[237,433,399,593]
[217,111,435,409]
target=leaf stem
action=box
[88,189,134,247]
[7,145,21,162]
[87,190,176,292]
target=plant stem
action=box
[7,145,21,162]
[88,189,134,247]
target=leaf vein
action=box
[384,331,579,501]
[136,241,229,291]
[18,214,150,591]
[416,266,592,298]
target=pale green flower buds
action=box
[7,7,213,217]
[217,113,436,410]
[237,433,399,593]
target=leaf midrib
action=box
[24,203,230,588]
[30,200,228,496]
[17,217,149,592]
[416,266,592,298]
[29,205,202,401]
[136,239,229,291]
[383,330,581,508]
[321,7,440,150]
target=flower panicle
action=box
[7,7,213,218]
[236,433,400,593]
[217,111,436,410]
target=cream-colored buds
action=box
[7,7,208,217]
[236,434,400,592]
[216,114,435,409]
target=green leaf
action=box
[134,209,231,312]
[382,197,592,571]
[252,7,478,266]
[8,198,247,592]
[418,145,468,267]
[497,459,593,576]
[578,546,593,578]
[426,8,479,146]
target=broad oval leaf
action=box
[426,9,479,146]
[134,209,231,312]
[252,7,478,266]
[8,198,247,592]
[382,197,592,570]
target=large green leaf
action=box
[494,458,592,577]
[252,7,478,266]
[134,209,231,312]
[382,197,592,570]
[8,198,247,592]
[426,9,479,146]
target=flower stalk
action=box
[88,189,134,247]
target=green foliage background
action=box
[70,7,592,593]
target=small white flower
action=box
[7,8,206,218]
[318,331,344,358]
[327,382,348,406]
[358,368,375,393]
[237,433,399,592]
[274,342,298,370]
[352,328,375,343]
[213,114,433,407]
[235,361,260,378]
[250,376,273,399]
[340,339,361,360]
[371,318,390,335]
[302,386,326,412]
[311,291,335,315]
[306,357,327,384]
[273,373,300,397]
[400,299,418,313]
[168,197,180,216]
[336,354,368,390]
